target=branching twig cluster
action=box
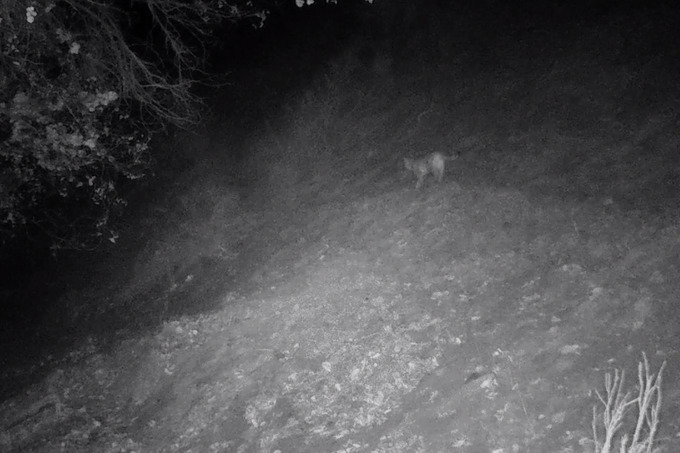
[1,0,264,127]
[592,353,666,453]
[57,0,263,127]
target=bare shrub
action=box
[591,353,666,453]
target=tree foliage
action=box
[0,0,266,252]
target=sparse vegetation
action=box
[592,354,666,453]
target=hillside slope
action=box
[1,2,679,452]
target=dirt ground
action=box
[1,2,680,452]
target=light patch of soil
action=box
[2,179,678,452]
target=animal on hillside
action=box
[403,151,458,189]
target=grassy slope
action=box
[1,2,680,452]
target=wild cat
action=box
[404,151,459,189]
